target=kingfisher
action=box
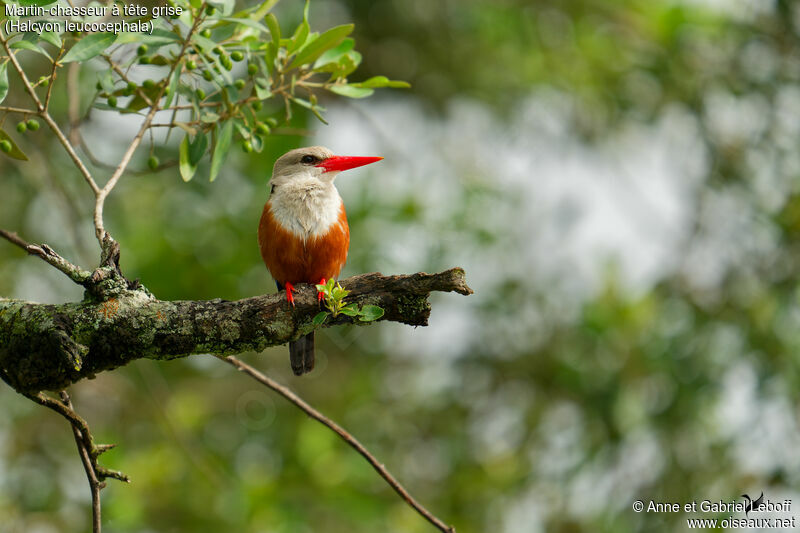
[258,146,383,375]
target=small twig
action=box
[0,30,100,196]
[25,391,130,533]
[60,391,103,533]
[0,105,36,114]
[0,228,91,285]
[93,13,205,245]
[44,42,65,110]
[218,355,456,533]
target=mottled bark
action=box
[0,268,472,393]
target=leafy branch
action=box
[313,277,385,325]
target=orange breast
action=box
[258,201,350,285]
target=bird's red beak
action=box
[316,155,383,173]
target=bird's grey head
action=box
[270,146,336,189]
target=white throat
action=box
[269,174,343,239]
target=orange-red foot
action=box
[317,278,326,303]
[284,282,295,307]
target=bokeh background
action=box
[2,0,800,531]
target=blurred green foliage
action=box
[2,0,800,532]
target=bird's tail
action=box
[289,332,315,376]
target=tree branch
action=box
[220,355,456,532]
[0,30,100,196]
[0,268,473,393]
[0,229,92,285]
[26,390,129,533]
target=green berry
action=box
[205,5,215,15]
[0,140,11,153]
[203,70,213,81]
[139,56,151,64]
[201,29,212,38]
[242,140,253,153]
[187,59,197,70]
[26,119,39,131]
[247,63,258,76]
[107,95,118,107]
[39,76,49,87]
[95,81,103,90]
[234,79,246,90]
[255,122,270,135]
[222,59,233,71]
[143,79,156,89]
[148,155,159,170]
[16,121,26,133]
[136,44,148,56]
[231,51,244,62]
[196,88,206,100]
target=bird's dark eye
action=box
[301,155,317,164]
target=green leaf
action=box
[61,33,117,63]
[313,38,354,68]
[97,70,114,93]
[208,0,234,15]
[351,75,411,89]
[188,133,208,165]
[289,22,310,54]
[312,312,329,326]
[179,135,197,182]
[201,112,221,123]
[164,66,181,107]
[116,30,180,46]
[264,13,281,45]
[250,0,280,21]
[10,40,51,60]
[209,121,233,182]
[0,129,28,161]
[0,63,8,105]
[358,305,384,322]
[328,84,374,99]
[339,305,359,317]
[289,24,353,69]
[220,16,269,33]
[39,31,62,49]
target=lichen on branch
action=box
[0,268,472,393]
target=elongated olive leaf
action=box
[220,16,269,33]
[164,66,181,108]
[289,21,309,54]
[264,13,280,45]
[61,33,117,63]
[188,132,208,165]
[0,63,8,105]
[328,84,374,99]
[179,135,197,182]
[209,121,233,182]
[289,24,353,69]
[39,31,61,49]
[0,129,28,161]
[351,75,411,89]
[249,0,279,21]
[10,40,51,60]
[313,37,354,68]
